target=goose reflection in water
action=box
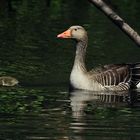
[70,90,138,119]
[68,91,139,140]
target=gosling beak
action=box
[57,29,71,38]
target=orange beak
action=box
[57,29,71,38]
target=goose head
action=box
[57,25,87,41]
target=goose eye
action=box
[74,29,77,31]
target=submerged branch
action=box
[88,0,140,47]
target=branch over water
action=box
[88,0,140,47]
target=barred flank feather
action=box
[93,64,131,86]
[91,63,140,91]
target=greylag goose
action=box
[57,25,140,91]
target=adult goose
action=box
[57,25,140,91]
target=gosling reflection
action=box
[70,90,129,119]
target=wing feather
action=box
[90,64,131,87]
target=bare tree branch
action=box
[88,0,140,47]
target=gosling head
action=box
[57,25,87,41]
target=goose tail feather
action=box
[130,63,140,88]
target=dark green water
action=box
[0,0,140,139]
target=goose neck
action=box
[73,40,87,72]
